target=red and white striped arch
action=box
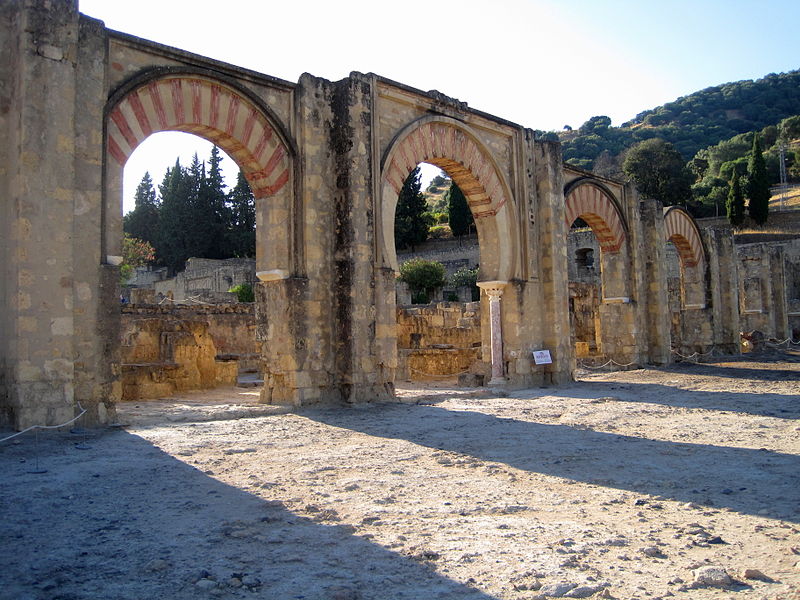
[664,206,705,269]
[564,183,626,253]
[384,121,508,219]
[107,76,290,199]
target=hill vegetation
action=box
[545,69,800,219]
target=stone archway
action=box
[380,116,516,282]
[380,116,517,383]
[104,70,300,407]
[564,180,637,363]
[104,70,296,277]
[664,206,706,308]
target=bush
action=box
[398,258,446,304]
[228,283,255,303]
[449,266,478,288]
[428,224,452,239]
[449,266,480,301]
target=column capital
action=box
[477,280,508,299]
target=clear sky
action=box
[77,0,800,213]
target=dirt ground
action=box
[2,353,799,600]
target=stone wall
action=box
[395,302,481,381]
[120,304,257,400]
[151,257,256,303]
[569,282,600,354]
[737,243,789,339]
[396,235,480,277]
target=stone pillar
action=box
[636,199,671,364]
[533,140,573,384]
[703,228,740,354]
[769,246,789,340]
[0,1,115,429]
[478,281,508,385]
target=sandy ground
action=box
[2,353,799,600]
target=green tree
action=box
[394,166,429,251]
[226,170,256,257]
[120,233,156,283]
[746,134,770,225]
[726,172,745,227]
[448,266,480,301]
[622,138,693,205]
[398,258,446,304]
[156,159,195,273]
[446,181,473,238]
[228,283,254,303]
[123,172,160,247]
[201,145,232,257]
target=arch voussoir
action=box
[107,74,291,199]
[565,182,627,254]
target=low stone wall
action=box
[395,302,481,381]
[120,304,258,400]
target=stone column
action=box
[478,281,508,385]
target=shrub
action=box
[449,266,478,288]
[228,283,255,303]
[398,258,446,304]
[428,224,452,239]
[449,266,480,301]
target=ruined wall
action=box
[395,302,481,381]
[119,304,253,400]
[569,282,600,353]
[737,243,788,339]
[396,235,481,277]
[152,258,256,303]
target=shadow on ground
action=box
[564,361,800,419]
[0,428,497,600]
[306,401,800,524]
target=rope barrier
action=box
[576,358,637,371]
[767,337,800,347]
[0,402,87,444]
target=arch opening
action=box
[565,181,631,362]
[382,118,517,386]
[105,72,295,407]
[380,117,516,283]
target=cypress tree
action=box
[394,166,429,252]
[123,171,160,248]
[204,145,231,257]
[156,160,194,273]
[746,134,770,225]
[226,170,256,257]
[726,172,745,228]
[447,181,474,238]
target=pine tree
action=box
[226,170,256,257]
[447,181,473,238]
[394,166,429,252]
[746,134,770,225]
[156,160,195,273]
[123,172,160,247]
[726,172,745,228]
[204,145,231,257]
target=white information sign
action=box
[532,350,552,365]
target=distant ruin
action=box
[1,1,796,429]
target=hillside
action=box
[556,69,800,172]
